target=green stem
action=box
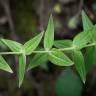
[0,52,22,55]
[84,43,96,48]
[32,50,52,53]
[0,43,96,55]
[58,47,75,51]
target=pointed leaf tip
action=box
[19,54,26,87]
[1,39,22,52]
[0,55,13,73]
[81,10,93,31]
[73,51,86,83]
[44,14,54,50]
[23,32,44,55]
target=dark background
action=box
[0,0,96,96]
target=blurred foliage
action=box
[55,68,83,96]
[68,16,79,29]
[15,0,38,41]
[53,3,62,14]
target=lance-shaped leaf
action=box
[1,39,22,52]
[23,32,43,55]
[82,10,93,31]
[85,47,96,73]
[48,48,74,66]
[0,55,13,73]
[91,25,96,41]
[72,50,86,83]
[73,31,92,50]
[27,53,48,71]
[19,53,26,87]
[44,15,54,50]
[82,11,96,74]
[82,11,96,42]
[54,40,72,48]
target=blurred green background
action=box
[0,0,96,96]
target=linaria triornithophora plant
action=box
[0,10,96,87]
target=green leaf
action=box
[73,31,92,50]
[91,25,96,41]
[54,40,72,48]
[82,10,93,31]
[1,39,22,52]
[27,53,48,71]
[23,32,43,55]
[19,53,26,87]
[0,40,7,49]
[48,48,74,66]
[55,68,83,96]
[44,15,54,50]
[72,50,86,83]
[82,11,96,73]
[0,55,13,73]
[85,47,96,73]
[82,11,96,42]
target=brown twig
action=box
[0,0,18,41]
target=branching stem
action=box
[0,43,96,55]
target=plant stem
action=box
[58,47,75,51]
[0,43,96,55]
[0,52,22,55]
[32,50,52,53]
[84,43,96,48]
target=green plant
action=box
[0,10,96,87]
